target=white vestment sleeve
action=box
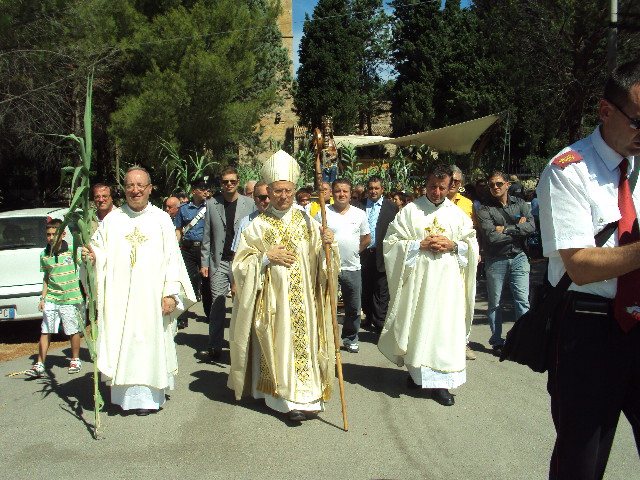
[454,240,469,268]
[405,240,421,267]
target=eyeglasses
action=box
[606,97,640,130]
[124,183,151,191]
[272,188,293,195]
[255,195,268,202]
[489,182,505,188]
[221,179,238,185]
[452,178,462,183]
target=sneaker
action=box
[345,343,359,353]
[465,345,477,361]
[25,362,45,378]
[68,358,82,374]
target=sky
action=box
[292,0,473,75]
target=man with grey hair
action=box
[228,150,338,422]
[243,180,257,198]
[86,166,195,415]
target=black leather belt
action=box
[569,291,612,316]
[182,240,202,248]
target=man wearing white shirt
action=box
[537,59,640,479]
[315,178,370,353]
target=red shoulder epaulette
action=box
[552,150,583,169]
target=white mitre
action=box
[261,150,300,185]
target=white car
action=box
[0,207,73,322]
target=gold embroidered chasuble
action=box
[91,204,195,390]
[228,206,339,405]
[379,197,479,374]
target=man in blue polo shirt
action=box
[174,178,211,328]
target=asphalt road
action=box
[1,274,637,480]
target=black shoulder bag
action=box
[499,221,617,373]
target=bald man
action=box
[164,196,180,219]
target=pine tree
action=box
[389,0,442,136]
[295,0,389,134]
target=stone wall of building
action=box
[256,0,297,160]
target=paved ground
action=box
[1,267,637,480]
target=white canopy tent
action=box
[333,113,505,154]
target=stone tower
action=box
[257,0,297,158]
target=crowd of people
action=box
[23,58,640,479]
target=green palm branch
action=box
[56,74,104,439]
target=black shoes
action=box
[197,348,221,361]
[407,376,455,406]
[288,410,306,421]
[492,344,504,356]
[431,388,455,406]
[177,318,188,330]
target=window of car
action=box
[0,217,48,251]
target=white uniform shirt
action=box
[315,205,369,271]
[537,125,639,298]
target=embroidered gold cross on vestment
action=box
[424,217,446,236]
[125,226,148,267]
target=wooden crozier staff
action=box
[313,127,348,431]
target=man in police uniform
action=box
[537,58,640,479]
[174,178,211,328]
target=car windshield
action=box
[0,217,48,250]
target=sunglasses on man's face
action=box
[255,195,268,202]
[606,97,640,130]
[221,179,238,185]
[489,182,505,188]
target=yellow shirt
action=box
[452,193,474,219]
[309,198,334,218]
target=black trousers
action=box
[181,245,211,317]
[548,292,640,480]
[360,248,390,329]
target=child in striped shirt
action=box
[26,219,83,377]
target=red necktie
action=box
[614,158,640,332]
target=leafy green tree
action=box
[0,0,291,203]
[471,0,640,164]
[296,0,360,133]
[389,0,442,136]
[295,0,390,134]
[110,0,291,166]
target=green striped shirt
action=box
[40,244,82,305]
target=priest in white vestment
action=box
[379,164,478,406]
[228,151,339,422]
[88,167,195,415]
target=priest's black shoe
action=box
[431,388,455,406]
[197,348,221,361]
[288,410,306,421]
[136,409,153,416]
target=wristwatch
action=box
[451,242,458,254]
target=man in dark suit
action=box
[199,166,256,360]
[356,175,398,332]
